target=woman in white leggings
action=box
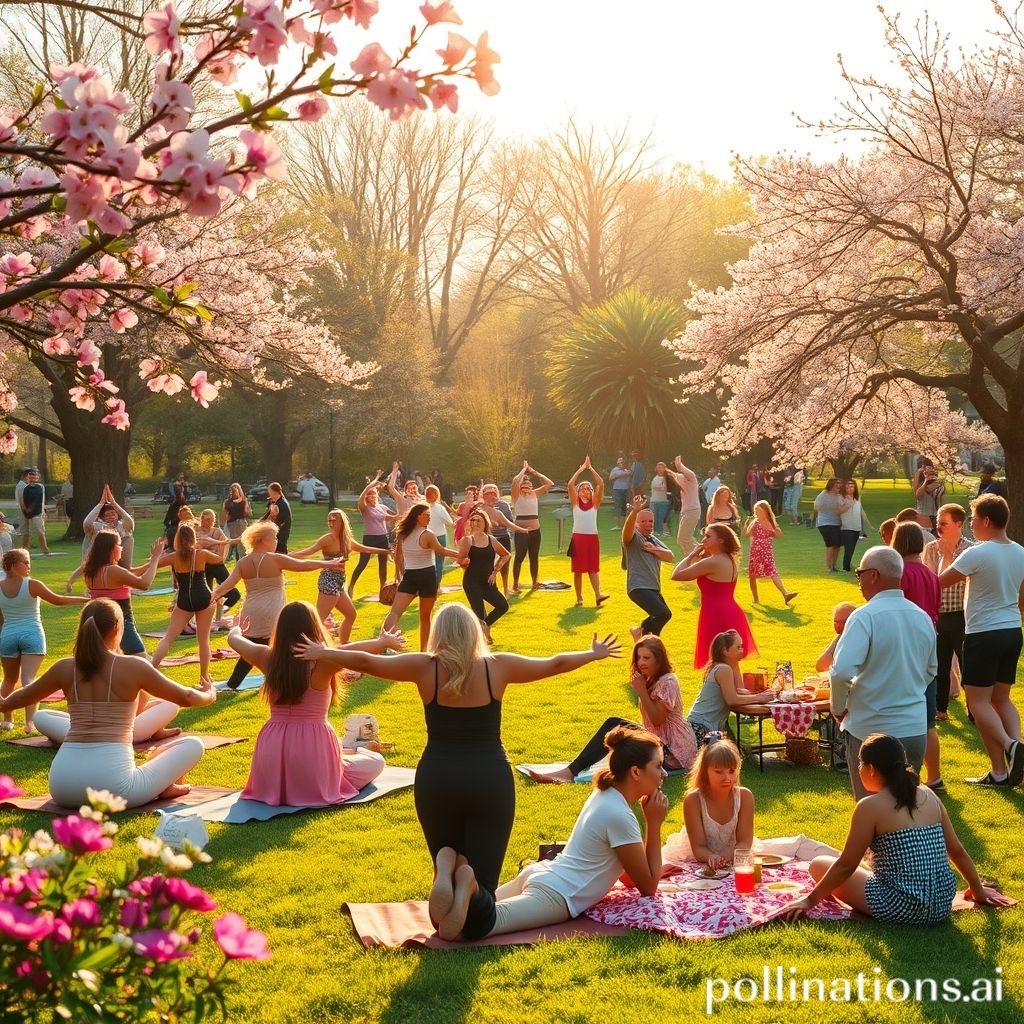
[427,725,669,941]
[0,599,216,808]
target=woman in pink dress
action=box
[226,601,402,805]
[742,500,797,605]
[672,524,759,669]
[453,485,480,543]
[568,456,609,607]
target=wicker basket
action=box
[785,737,821,766]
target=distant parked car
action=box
[290,476,330,502]
[154,481,201,503]
[247,480,269,502]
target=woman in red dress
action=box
[568,457,609,607]
[672,523,759,669]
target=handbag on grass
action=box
[379,580,397,606]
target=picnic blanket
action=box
[162,649,240,667]
[0,785,236,816]
[155,765,416,822]
[344,900,626,949]
[6,733,246,753]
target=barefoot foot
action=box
[151,726,181,740]
[438,863,478,941]
[596,593,610,605]
[629,626,643,643]
[527,767,574,784]
[784,591,798,604]
[428,847,458,927]
[158,782,191,799]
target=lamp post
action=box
[328,403,336,506]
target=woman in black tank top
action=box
[294,603,621,940]
[456,510,511,641]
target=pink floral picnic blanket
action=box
[585,861,850,940]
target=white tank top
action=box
[402,526,435,570]
[572,504,598,535]
[515,494,539,518]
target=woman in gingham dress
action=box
[779,734,1008,924]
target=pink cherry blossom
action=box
[0,252,35,278]
[195,32,240,86]
[470,33,500,95]
[0,391,17,413]
[420,2,462,26]
[163,877,218,912]
[7,304,32,322]
[68,388,95,411]
[239,130,287,182]
[189,370,219,407]
[134,241,166,267]
[88,370,119,394]
[366,69,426,121]
[75,338,102,369]
[42,335,72,356]
[61,898,102,928]
[311,0,344,24]
[344,0,379,30]
[160,130,240,217]
[214,913,271,960]
[138,357,162,378]
[0,114,16,145]
[0,902,55,942]
[149,72,196,133]
[0,431,16,456]
[143,1,181,57]
[98,255,126,282]
[436,32,471,66]
[132,928,190,962]
[52,815,113,854]
[241,1,289,67]
[0,775,24,799]
[16,167,58,191]
[146,373,186,396]
[428,82,458,113]
[351,43,393,77]
[101,398,131,430]
[296,95,329,122]
[109,307,139,333]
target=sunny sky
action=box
[364,0,1007,177]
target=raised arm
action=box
[28,579,89,607]
[529,464,554,496]
[510,461,528,503]
[621,494,644,544]
[615,791,668,896]
[567,462,585,505]
[83,498,106,536]
[491,633,622,686]
[115,537,165,591]
[359,473,383,512]
[387,463,402,501]
[291,644,432,682]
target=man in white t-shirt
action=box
[941,494,1024,787]
[297,473,318,504]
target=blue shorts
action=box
[612,489,628,515]
[0,622,45,658]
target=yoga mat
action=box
[156,765,416,823]
[139,587,176,597]
[344,900,627,949]
[517,762,686,784]
[214,674,264,692]
[163,650,240,667]
[6,733,246,753]
[0,785,236,816]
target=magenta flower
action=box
[51,815,113,855]
[0,775,25,800]
[213,913,270,961]
[0,901,56,942]
[132,928,190,963]
[163,878,217,913]
[62,898,102,928]
[120,898,149,929]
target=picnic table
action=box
[728,696,834,773]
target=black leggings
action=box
[224,636,269,690]
[567,716,637,777]
[936,610,965,714]
[414,747,515,940]
[628,588,672,635]
[205,560,241,609]
[349,534,390,590]
[840,529,860,572]
[463,573,509,626]
[513,529,541,584]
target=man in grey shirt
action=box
[622,495,674,639]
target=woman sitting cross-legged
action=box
[780,734,1010,923]
[528,634,698,783]
[430,725,669,941]
[0,599,215,807]
[226,601,399,805]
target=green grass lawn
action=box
[1,481,1022,1023]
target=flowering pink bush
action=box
[0,785,270,1022]
[0,1,498,445]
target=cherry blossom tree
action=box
[0,0,498,448]
[671,8,1024,526]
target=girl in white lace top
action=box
[663,736,756,868]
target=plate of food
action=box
[758,854,794,867]
[681,878,723,891]
[693,866,731,879]
[765,880,802,894]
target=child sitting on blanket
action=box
[428,726,669,941]
[662,736,755,869]
[780,734,1009,924]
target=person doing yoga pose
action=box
[293,602,622,941]
[510,461,553,592]
[1,599,215,807]
[456,509,510,643]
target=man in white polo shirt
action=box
[940,494,1024,787]
[830,546,937,800]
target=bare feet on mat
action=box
[151,726,181,740]
[428,847,458,928]
[438,863,478,941]
[527,767,573,784]
[158,782,191,799]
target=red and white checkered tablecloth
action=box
[765,701,817,738]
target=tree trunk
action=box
[827,453,861,480]
[1002,440,1024,545]
[247,391,304,484]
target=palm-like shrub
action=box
[547,288,705,454]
